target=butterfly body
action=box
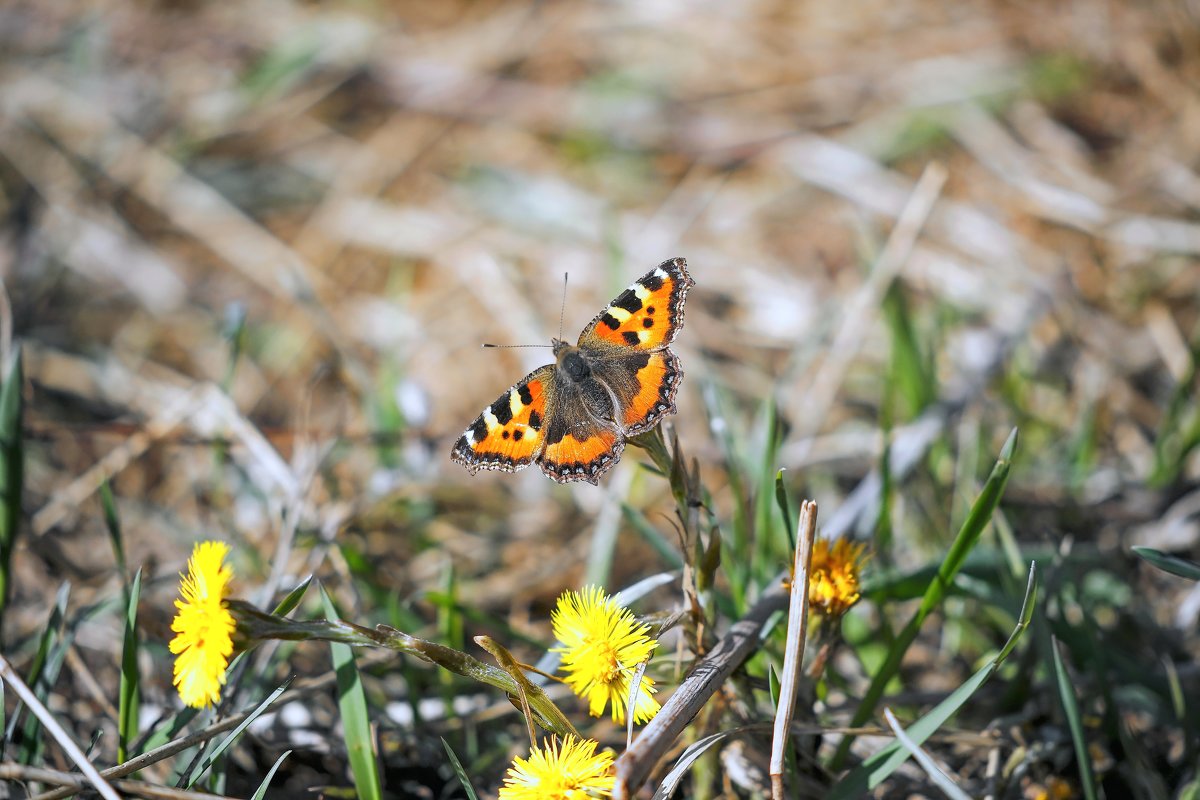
[451,257,694,485]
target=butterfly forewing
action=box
[578,258,694,352]
[450,366,553,474]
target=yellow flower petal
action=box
[552,586,660,725]
[169,541,236,709]
[808,538,867,619]
[499,736,615,799]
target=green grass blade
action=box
[620,505,685,569]
[775,469,795,552]
[1051,636,1099,800]
[118,568,143,763]
[99,481,127,590]
[0,350,24,635]
[832,428,1018,769]
[882,283,935,417]
[829,563,1037,799]
[883,708,972,800]
[250,749,292,800]
[1132,546,1200,581]
[441,738,480,800]
[184,679,292,788]
[15,581,71,763]
[321,587,383,800]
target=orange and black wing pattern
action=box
[603,349,684,436]
[578,258,694,351]
[536,383,624,484]
[450,366,552,474]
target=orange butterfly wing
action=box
[615,350,683,435]
[578,258,694,351]
[538,424,624,484]
[450,366,552,474]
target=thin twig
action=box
[770,500,818,799]
[0,655,121,800]
[0,764,239,800]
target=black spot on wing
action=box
[454,434,469,452]
[622,331,641,346]
[518,383,533,406]
[513,429,523,441]
[627,352,651,370]
[612,288,643,314]
[470,418,488,442]
[643,318,654,328]
[528,410,543,430]
[642,274,664,292]
[601,313,621,330]
[544,414,568,445]
[646,306,655,314]
[490,394,514,425]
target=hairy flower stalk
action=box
[170,544,580,735]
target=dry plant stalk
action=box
[770,500,818,799]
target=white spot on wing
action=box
[607,306,632,322]
[483,409,500,430]
[633,282,651,301]
[508,388,525,416]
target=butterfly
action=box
[450,257,695,485]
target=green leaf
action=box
[1132,546,1200,582]
[1052,637,1098,800]
[185,679,292,788]
[321,587,383,800]
[272,575,314,616]
[828,563,1037,799]
[0,350,24,635]
[441,738,480,800]
[250,750,292,800]
[831,429,1018,769]
[118,568,143,762]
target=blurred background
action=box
[3,0,1200,797]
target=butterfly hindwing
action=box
[450,366,553,474]
[578,258,694,351]
[536,378,624,485]
[592,349,684,436]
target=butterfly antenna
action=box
[558,272,568,342]
[481,343,553,349]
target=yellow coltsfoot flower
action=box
[808,537,867,619]
[169,540,236,709]
[552,586,660,725]
[499,736,615,799]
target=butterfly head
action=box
[553,339,593,383]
